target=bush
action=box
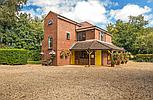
[133,54,153,62]
[27,61,41,64]
[0,49,28,65]
[28,50,41,61]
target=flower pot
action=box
[116,60,120,65]
[111,64,115,67]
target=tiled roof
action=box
[76,21,112,36]
[70,39,124,51]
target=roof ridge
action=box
[79,21,94,26]
[69,42,76,50]
[88,40,96,49]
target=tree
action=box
[107,15,153,54]
[0,0,44,61]
[0,0,27,30]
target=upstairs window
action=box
[77,32,86,41]
[48,20,53,25]
[48,36,53,49]
[66,32,70,40]
[99,32,104,41]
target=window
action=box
[48,20,53,25]
[77,32,86,41]
[80,51,88,59]
[99,32,104,41]
[48,36,53,49]
[66,32,70,40]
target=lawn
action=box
[0,61,153,100]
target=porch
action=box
[70,50,111,66]
[70,39,124,66]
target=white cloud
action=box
[110,4,151,21]
[145,14,153,26]
[147,0,153,2]
[23,0,119,28]
[27,0,60,7]
[63,1,108,24]
[20,8,42,18]
[27,0,82,14]
[22,1,153,28]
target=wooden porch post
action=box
[86,49,93,67]
[109,50,115,67]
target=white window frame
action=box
[48,36,52,49]
[99,32,104,41]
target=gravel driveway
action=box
[0,61,153,100]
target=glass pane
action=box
[67,33,70,40]
[48,37,52,49]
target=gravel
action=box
[0,61,153,100]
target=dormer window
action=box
[48,20,53,25]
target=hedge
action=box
[28,50,41,61]
[133,54,153,62]
[27,61,41,64]
[0,49,28,65]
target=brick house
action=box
[41,11,124,66]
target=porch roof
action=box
[70,39,124,51]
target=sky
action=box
[22,0,153,29]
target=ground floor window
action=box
[80,51,88,58]
[48,36,53,49]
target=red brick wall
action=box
[85,29,95,40]
[105,34,112,43]
[77,29,112,44]
[56,18,76,65]
[42,12,58,65]
[95,29,112,43]
[42,12,112,66]
[95,29,100,40]
[102,51,108,66]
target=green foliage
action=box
[28,50,41,61]
[111,52,130,65]
[0,0,27,30]
[0,43,10,48]
[1,13,43,50]
[0,49,28,65]
[0,1,43,62]
[133,54,153,62]
[107,15,153,54]
[27,61,41,64]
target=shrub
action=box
[112,52,120,65]
[0,49,28,65]
[28,50,41,61]
[27,61,41,64]
[133,54,153,62]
